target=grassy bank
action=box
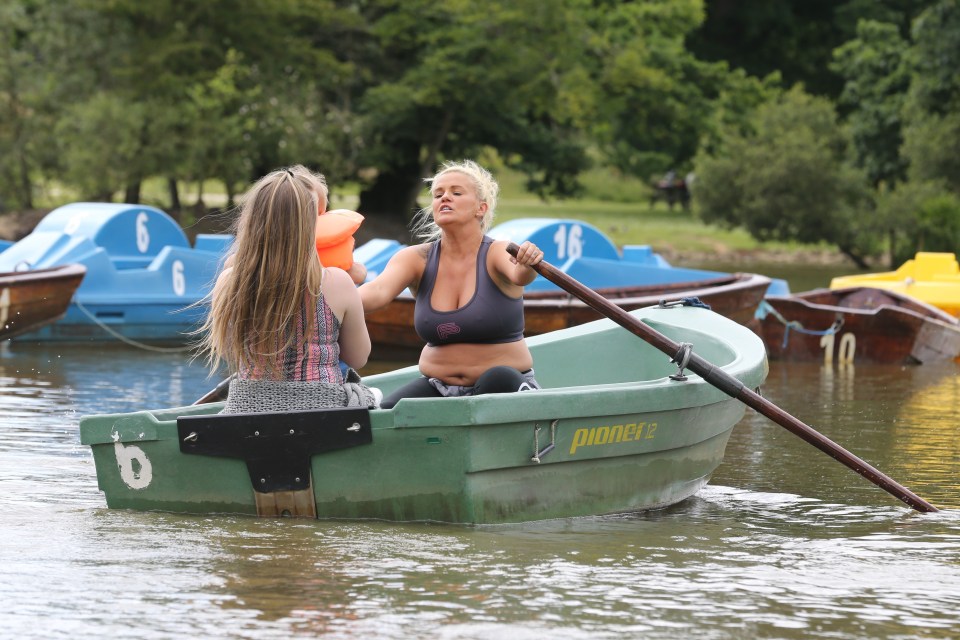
[347,166,846,266]
[3,166,848,266]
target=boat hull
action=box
[0,203,230,344]
[756,287,960,364]
[366,273,770,360]
[13,299,205,343]
[80,306,769,524]
[0,264,86,340]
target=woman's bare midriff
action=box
[418,341,534,386]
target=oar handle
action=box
[507,242,938,513]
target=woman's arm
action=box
[491,240,542,287]
[358,245,427,312]
[325,268,372,370]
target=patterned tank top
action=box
[239,289,343,383]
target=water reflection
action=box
[0,342,958,639]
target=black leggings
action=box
[380,366,533,409]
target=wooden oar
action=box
[507,243,938,513]
[193,374,233,405]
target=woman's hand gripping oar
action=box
[506,242,938,513]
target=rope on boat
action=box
[73,299,193,353]
[531,419,558,463]
[756,300,844,349]
[658,296,712,310]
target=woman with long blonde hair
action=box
[197,165,375,412]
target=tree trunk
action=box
[17,154,32,210]
[124,182,141,205]
[837,245,870,269]
[167,177,181,215]
[357,155,425,219]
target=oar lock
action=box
[669,342,694,381]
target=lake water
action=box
[1,335,958,639]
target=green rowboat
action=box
[79,305,768,524]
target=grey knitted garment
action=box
[221,377,378,414]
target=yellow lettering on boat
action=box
[594,426,610,445]
[568,421,659,455]
[609,424,624,443]
[570,428,590,454]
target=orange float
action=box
[315,209,364,270]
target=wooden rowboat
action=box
[366,272,771,360]
[755,286,960,365]
[79,304,769,524]
[0,264,87,340]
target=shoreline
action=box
[658,246,857,268]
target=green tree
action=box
[876,181,960,263]
[688,0,936,98]
[589,0,729,179]
[0,2,38,210]
[43,0,355,212]
[902,0,960,195]
[831,20,910,188]
[693,87,875,267]
[353,0,595,217]
[0,1,102,210]
[54,93,154,201]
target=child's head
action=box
[233,165,328,271]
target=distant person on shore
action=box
[196,165,378,413]
[358,160,544,409]
[654,169,690,210]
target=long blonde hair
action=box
[411,159,500,241]
[197,165,328,377]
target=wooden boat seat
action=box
[838,289,899,310]
[177,407,372,517]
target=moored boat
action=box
[79,304,769,524]
[366,272,771,360]
[360,217,776,359]
[830,252,960,318]
[756,286,960,364]
[0,263,87,340]
[0,203,232,344]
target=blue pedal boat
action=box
[0,203,232,344]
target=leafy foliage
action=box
[693,87,876,265]
[902,0,960,195]
[0,0,955,264]
[831,20,910,188]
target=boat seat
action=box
[110,256,155,270]
[839,289,898,310]
[907,253,959,280]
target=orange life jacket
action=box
[315,209,363,270]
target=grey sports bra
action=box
[414,237,525,346]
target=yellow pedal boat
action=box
[830,252,960,318]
